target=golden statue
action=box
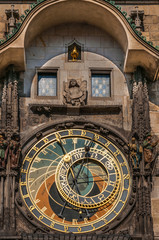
[71,46,79,61]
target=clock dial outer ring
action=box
[20,128,131,234]
[55,148,121,209]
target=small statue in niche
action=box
[63,79,87,106]
[143,133,159,169]
[71,46,79,61]
[0,134,9,169]
[9,134,21,168]
[129,135,142,168]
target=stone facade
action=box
[0,0,159,239]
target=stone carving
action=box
[1,65,19,140]
[0,65,20,234]
[5,5,19,36]
[132,66,150,145]
[9,135,21,168]
[143,133,159,169]
[130,6,144,31]
[63,79,87,106]
[0,134,8,169]
[129,136,142,168]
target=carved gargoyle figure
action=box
[63,79,87,106]
[129,136,142,168]
[0,134,9,169]
[9,134,21,168]
[143,133,159,169]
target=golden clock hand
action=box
[55,133,67,155]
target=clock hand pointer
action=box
[55,133,67,155]
[84,136,94,184]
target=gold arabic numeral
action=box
[21,168,27,173]
[29,205,35,211]
[50,221,55,228]
[41,149,48,155]
[23,194,29,199]
[104,219,108,224]
[94,134,99,141]
[78,227,81,232]
[68,130,73,136]
[72,219,78,225]
[21,181,26,186]
[84,218,89,224]
[64,226,68,232]
[123,174,130,180]
[114,210,118,215]
[120,162,126,166]
[33,146,39,152]
[81,130,86,136]
[43,138,49,144]
[25,156,32,162]
[39,215,43,220]
[114,150,120,157]
[91,224,95,230]
[105,142,110,148]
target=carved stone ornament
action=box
[131,66,150,145]
[5,5,19,36]
[1,65,19,140]
[130,67,154,238]
[63,79,87,106]
[143,133,159,169]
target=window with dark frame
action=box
[91,71,111,98]
[37,71,57,97]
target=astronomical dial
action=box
[20,129,131,234]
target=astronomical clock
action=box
[20,126,132,234]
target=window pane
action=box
[38,73,57,96]
[91,74,110,97]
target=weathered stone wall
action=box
[20,23,131,136]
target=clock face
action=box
[20,129,131,234]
